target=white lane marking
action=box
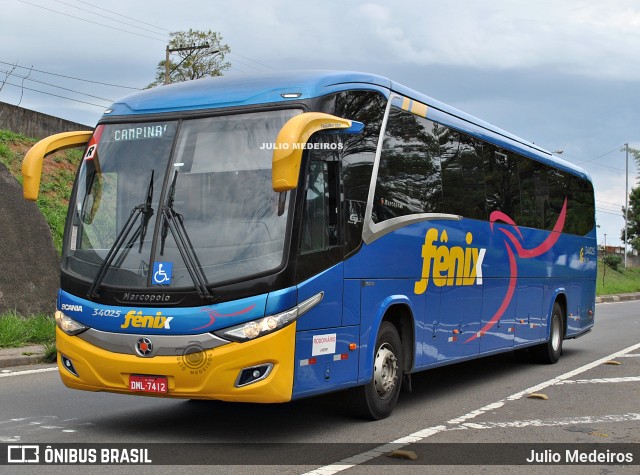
[302,341,640,475]
[0,436,20,442]
[619,354,640,357]
[556,376,640,385]
[450,413,640,431]
[0,416,91,442]
[0,367,58,378]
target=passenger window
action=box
[518,158,538,228]
[485,147,519,221]
[373,106,443,222]
[440,131,486,219]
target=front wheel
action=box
[533,302,564,364]
[349,322,403,420]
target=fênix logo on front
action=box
[414,229,486,295]
[121,311,173,330]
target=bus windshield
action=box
[64,109,301,292]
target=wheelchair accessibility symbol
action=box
[152,262,173,285]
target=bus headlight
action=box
[54,311,89,336]
[214,292,323,342]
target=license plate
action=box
[129,375,168,394]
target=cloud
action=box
[271,0,640,81]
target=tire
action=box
[349,322,403,420]
[533,302,564,364]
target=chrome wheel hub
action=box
[551,316,561,352]
[373,343,398,398]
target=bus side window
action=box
[300,157,340,254]
[301,160,329,253]
[485,147,519,221]
[569,176,595,235]
[296,146,343,282]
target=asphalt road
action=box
[1,300,639,474]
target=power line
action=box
[596,208,624,217]
[17,0,167,43]
[21,2,276,74]
[227,65,250,74]
[227,55,267,72]
[18,2,278,93]
[70,0,172,33]
[579,161,626,173]
[576,146,624,165]
[596,204,622,213]
[597,199,624,208]
[53,0,171,38]
[0,60,140,90]
[597,206,622,215]
[1,68,114,102]
[229,52,276,71]
[67,1,276,72]
[1,80,108,108]
[596,208,623,217]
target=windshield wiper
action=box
[160,171,214,301]
[87,171,155,299]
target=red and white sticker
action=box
[312,333,337,356]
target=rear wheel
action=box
[533,302,564,364]
[349,322,403,420]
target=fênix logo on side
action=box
[414,229,486,295]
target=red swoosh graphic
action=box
[497,198,567,258]
[465,197,567,342]
[466,244,517,342]
[190,304,256,331]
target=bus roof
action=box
[106,71,391,116]
[104,70,589,180]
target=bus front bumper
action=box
[54,324,296,403]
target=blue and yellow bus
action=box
[23,71,596,419]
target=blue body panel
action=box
[296,264,344,331]
[293,326,360,399]
[343,218,596,373]
[292,217,596,400]
[359,282,422,382]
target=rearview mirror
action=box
[271,112,363,192]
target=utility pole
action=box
[164,43,215,85]
[625,143,629,268]
[603,233,607,288]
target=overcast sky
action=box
[1,0,639,246]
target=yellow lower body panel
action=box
[55,323,296,403]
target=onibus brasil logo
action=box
[414,198,568,342]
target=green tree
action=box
[629,145,640,179]
[147,29,231,88]
[621,146,640,251]
[622,187,640,251]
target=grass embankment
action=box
[596,263,640,296]
[0,312,56,361]
[0,129,82,254]
[0,129,82,360]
